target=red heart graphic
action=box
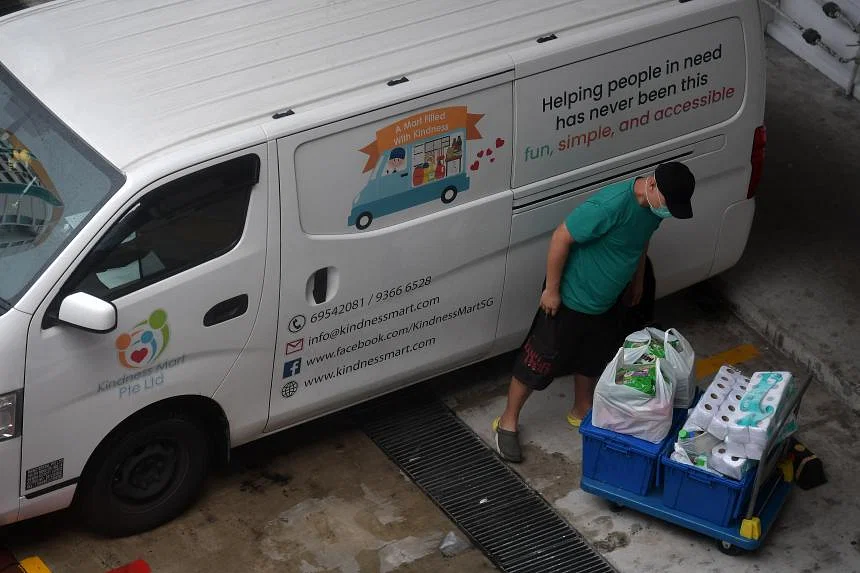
[496,138,505,148]
[486,148,493,156]
[490,157,496,163]
[477,150,484,158]
[131,348,149,363]
[470,160,480,171]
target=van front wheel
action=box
[356,212,373,230]
[77,413,209,537]
[441,186,458,204]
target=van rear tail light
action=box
[748,125,767,198]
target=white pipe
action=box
[760,0,803,30]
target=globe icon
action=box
[282,381,298,398]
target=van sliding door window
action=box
[62,154,260,301]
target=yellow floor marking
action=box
[695,344,760,380]
[19,557,50,573]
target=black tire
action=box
[441,186,458,204]
[716,540,744,556]
[356,212,373,230]
[77,413,209,537]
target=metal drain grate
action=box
[358,391,617,573]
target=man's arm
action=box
[540,222,575,316]
[627,242,649,307]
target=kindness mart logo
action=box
[115,309,170,369]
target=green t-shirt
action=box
[561,178,660,314]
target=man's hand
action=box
[540,288,562,316]
[627,278,644,307]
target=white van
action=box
[0,0,767,535]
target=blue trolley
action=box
[580,374,812,555]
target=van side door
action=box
[267,76,514,429]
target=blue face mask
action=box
[651,205,672,219]
[646,182,672,219]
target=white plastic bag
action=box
[592,348,674,443]
[658,327,695,408]
[621,327,695,408]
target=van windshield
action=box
[0,64,124,309]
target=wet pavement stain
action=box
[593,531,630,553]
[518,447,582,503]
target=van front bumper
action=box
[0,437,21,526]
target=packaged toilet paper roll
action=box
[705,380,732,402]
[688,397,721,430]
[713,366,749,389]
[749,370,793,387]
[722,439,747,458]
[726,413,751,444]
[723,437,766,459]
[744,442,764,460]
[686,366,749,433]
[719,398,741,418]
[730,371,794,444]
[748,424,771,445]
[725,390,744,406]
[707,414,730,440]
[711,444,752,480]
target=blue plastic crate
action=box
[661,453,756,527]
[580,410,681,496]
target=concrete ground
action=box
[715,38,860,414]
[3,290,859,572]
[444,288,860,573]
[1,415,496,572]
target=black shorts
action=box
[512,304,621,391]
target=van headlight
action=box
[0,390,23,441]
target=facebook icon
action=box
[283,357,302,379]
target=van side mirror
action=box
[58,292,117,333]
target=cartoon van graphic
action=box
[0,130,64,255]
[349,107,482,230]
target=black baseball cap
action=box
[655,162,695,219]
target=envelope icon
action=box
[286,338,304,355]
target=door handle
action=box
[204,294,249,327]
[308,267,338,305]
[312,268,328,304]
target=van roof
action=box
[0,0,672,170]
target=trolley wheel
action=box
[716,540,744,556]
[355,212,373,230]
[441,186,458,204]
[608,501,625,512]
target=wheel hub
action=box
[112,441,178,502]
